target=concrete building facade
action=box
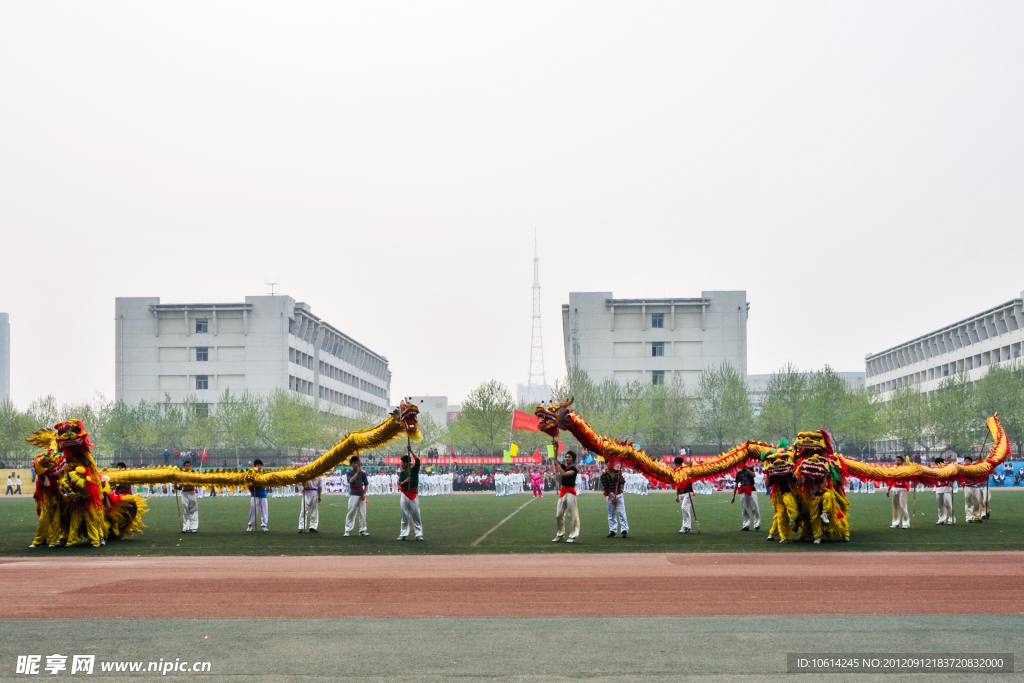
[561,291,748,389]
[402,396,449,428]
[0,313,9,401]
[865,292,1024,400]
[115,295,391,416]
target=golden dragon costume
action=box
[534,399,1011,543]
[25,420,148,548]
[25,402,420,547]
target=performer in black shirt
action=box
[552,450,580,543]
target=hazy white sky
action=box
[2,2,1023,408]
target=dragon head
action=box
[794,430,841,485]
[395,400,421,441]
[761,446,795,478]
[534,397,574,438]
[55,420,92,451]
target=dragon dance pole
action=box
[689,491,700,535]
[911,486,916,528]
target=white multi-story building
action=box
[865,292,1024,400]
[401,396,449,427]
[115,295,391,416]
[561,291,748,389]
[0,313,9,401]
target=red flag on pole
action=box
[201,448,207,464]
[511,409,540,432]
[557,441,564,455]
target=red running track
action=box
[3,552,1022,618]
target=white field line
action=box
[470,497,536,547]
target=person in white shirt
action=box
[297,476,323,533]
[886,457,911,529]
[174,460,199,533]
[962,456,986,523]
[933,458,954,525]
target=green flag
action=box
[547,444,555,459]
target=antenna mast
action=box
[528,232,547,388]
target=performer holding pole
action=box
[886,455,910,529]
[673,456,694,534]
[397,445,423,541]
[174,460,199,533]
[552,447,580,543]
[731,464,760,531]
[600,458,628,538]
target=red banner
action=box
[384,455,542,466]
[511,409,540,432]
[661,455,719,464]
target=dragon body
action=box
[535,399,1012,542]
[26,403,419,547]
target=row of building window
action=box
[870,343,1023,393]
[290,347,387,398]
[867,309,1023,377]
[288,319,388,381]
[290,348,313,370]
[289,376,375,412]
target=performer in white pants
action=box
[962,456,986,523]
[600,460,628,538]
[246,459,269,531]
[175,460,199,532]
[731,465,760,531]
[344,456,370,536]
[298,475,322,533]
[887,480,910,528]
[932,458,955,525]
[397,448,423,540]
[552,451,580,542]
[674,457,693,533]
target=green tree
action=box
[452,380,514,455]
[837,387,883,457]
[756,363,808,443]
[804,366,852,437]
[975,361,1024,455]
[213,389,265,466]
[694,363,753,450]
[885,383,931,457]
[646,373,694,450]
[612,379,652,445]
[261,390,324,456]
[929,371,978,456]
[0,399,35,461]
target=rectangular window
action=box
[194,403,209,417]
[196,347,209,362]
[195,319,209,334]
[651,342,665,357]
[196,375,209,390]
[652,370,665,385]
[651,313,664,328]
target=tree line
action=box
[0,389,390,466]
[3,361,1022,465]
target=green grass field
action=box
[2,489,1022,556]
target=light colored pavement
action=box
[0,616,1020,682]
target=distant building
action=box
[402,396,449,427]
[561,291,748,389]
[865,291,1024,400]
[747,372,866,417]
[115,295,391,416]
[446,404,462,424]
[517,383,552,407]
[0,313,9,401]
